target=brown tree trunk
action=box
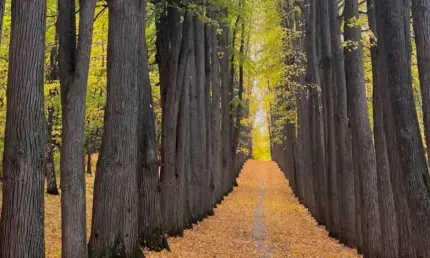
[328,0,356,248]
[156,1,185,235]
[376,1,430,256]
[220,8,232,197]
[86,152,92,175]
[211,11,222,204]
[0,0,46,255]
[58,0,96,255]
[88,0,141,255]
[318,0,334,230]
[137,0,169,251]
[344,0,382,255]
[194,15,208,220]
[411,0,430,179]
[45,106,59,195]
[367,1,399,257]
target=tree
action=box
[45,106,59,195]
[343,0,382,255]
[376,0,430,256]
[0,0,46,255]
[58,0,96,255]
[137,0,169,250]
[88,0,142,255]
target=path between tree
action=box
[145,160,360,257]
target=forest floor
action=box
[1,160,360,257]
[144,160,360,258]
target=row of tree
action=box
[0,0,252,257]
[271,0,430,257]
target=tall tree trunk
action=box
[211,11,222,204]
[367,1,399,257]
[0,0,46,255]
[204,12,214,215]
[177,11,193,230]
[328,0,356,248]
[194,15,207,220]
[58,0,96,255]
[318,0,333,229]
[220,8,232,197]
[45,106,59,195]
[411,0,430,173]
[156,1,185,235]
[344,0,381,256]
[376,1,430,256]
[137,0,169,251]
[89,0,141,255]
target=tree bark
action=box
[156,0,185,235]
[88,0,141,255]
[367,1,399,257]
[45,106,59,195]
[0,0,46,255]
[211,11,222,204]
[376,1,430,256]
[137,0,169,251]
[58,0,96,255]
[344,0,382,255]
[411,0,430,177]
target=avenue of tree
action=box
[0,0,429,257]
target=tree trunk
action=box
[194,15,207,220]
[156,1,185,235]
[220,9,232,197]
[411,0,430,177]
[137,0,169,251]
[318,0,334,230]
[88,0,141,255]
[58,0,96,255]
[344,0,382,255]
[328,0,356,248]
[211,11,222,204]
[45,106,59,195]
[367,1,399,257]
[376,1,430,256]
[0,0,46,255]
[86,152,92,175]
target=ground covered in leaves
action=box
[2,159,359,257]
[145,160,360,257]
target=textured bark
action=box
[204,13,214,214]
[194,15,208,219]
[329,0,356,247]
[220,9,232,196]
[86,152,92,175]
[412,0,430,181]
[344,0,381,255]
[58,0,96,255]
[88,0,141,255]
[0,0,46,255]
[211,12,222,203]
[367,2,399,257]
[318,0,333,229]
[373,3,416,256]
[376,1,430,256]
[137,0,169,251]
[45,106,59,195]
[177,11,193,230]
[156,1,185,235]
[304,0,318,217]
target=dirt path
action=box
[145,160,359,258]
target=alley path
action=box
[145,160,360,258]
